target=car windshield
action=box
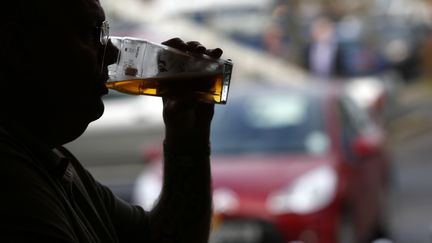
[211,90,329,155]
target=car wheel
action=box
[258,221,284,243]
[337,211,356,243]
[368,185,393,242]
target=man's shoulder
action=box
[0,126,61,179]
[0,130,55,197]
[0,141,48,190]
[0,138,66,220]
[0,142,76,242]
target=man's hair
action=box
[0,0,70,82]
[2,0,86,24]
[2,1,50,22]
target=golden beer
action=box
[106,72,224,104]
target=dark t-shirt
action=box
[0,125,150,243]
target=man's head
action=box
[0,0,118,146]
[310,16,335,43]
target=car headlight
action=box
[133,171,162,211]
[266,166,337,214]
[213,188,239,213]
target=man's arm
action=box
[148,99,213,243]
[145,38,222,243]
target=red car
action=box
[133,82,392,243]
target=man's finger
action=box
[162,38,188,51]
[186,41,206,54]
[205,48,223,58]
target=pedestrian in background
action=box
[303,15,345,80]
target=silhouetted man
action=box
[0,0,222,242]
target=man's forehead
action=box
[59,0,105,23]
[15,0,105,25]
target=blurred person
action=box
[303,15,345,79]
[0,0,223,242]
[262,24,291,58]
[262,2,291,59]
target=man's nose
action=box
[105,40,119,65]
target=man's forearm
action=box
[148,146,212,243]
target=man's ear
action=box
[1,22,38,76]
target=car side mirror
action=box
[141,145,163,164]
[351,135,380,159]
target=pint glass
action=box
[106,37,233,104]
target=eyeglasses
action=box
[97,20,110,46]
[98,20,110,73]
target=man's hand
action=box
[161,38,223,154]
[147,38,222,243]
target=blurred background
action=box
[65,0,432,242]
